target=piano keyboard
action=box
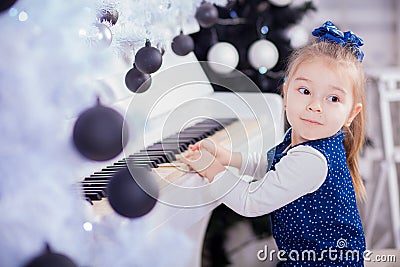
[80,118,239,203]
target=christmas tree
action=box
[192,0,316,94]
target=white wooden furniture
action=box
[366,68,400,248]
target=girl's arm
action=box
[187,139,267,179]
[188,139,243,169]
[238,152,268,180]
[210,145,328,217]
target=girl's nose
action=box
[307,99,322,113]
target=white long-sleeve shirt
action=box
[211,145,328,217]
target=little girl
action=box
[181,21,367,266]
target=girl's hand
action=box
[189,139,232,166]
[179,149,226,183]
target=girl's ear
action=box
[345,103,362,127]
[283,83,288,110]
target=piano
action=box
[73,46,284,267]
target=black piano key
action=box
[147,146,185,154]
[113,162,126,166]
[193,121,224,127]
[89,174,113,178]
[110,162,152,168]
[90,174,114,179]
[128,155,165,163]
[93,171,115,175]
[126,156,164,165]
[82,191,108,198]
[119,159,158,168]
[142,146,182,154]
[82,185,107,190]
[122,157,159,162]
[127,155,160,160]
[144,143,184,149]
[195,120,222,125]
[84,178,110,183]
[80,182,108,188]
[83,189,107,198]
[86,175,112,181]
[83,179,111,183]
[163,136,198,141]
[82,185,108,191]
[97,167,123,173]
[195,118,215,124]
[129,160,158,168]
[201,125,223,131]
[195,120,233,128]
[103,166,126,170]
[85,197,93,205]
[84,192,102,201]
[89,175,113,179]
[182,135,204,142]
[103,164,151,172]
[162,137,197,145]
[133,151,175,158]
[122,156,161,163]
[186,124,219,129]
[165,133,199,138]
[133,156,164,164]
[124,158,158,164]
[181,129,215,136]
[166,143,187,152]
[131,151,176,162]
[152,141,188,152]
[112,161,152,168]
[81,182,109,186]
[167,134,204,141]
[177,130,211,138]
[177,131,210,136]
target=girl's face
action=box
[284,58,362,146]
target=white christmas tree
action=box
[0,0,225,266]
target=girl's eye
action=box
[299,88,310,95]
[328,96,340,102]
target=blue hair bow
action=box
[312,21,364,62]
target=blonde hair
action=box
[285,41,367,201]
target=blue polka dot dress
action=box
[269,128,366,266]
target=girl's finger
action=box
[185,151,194,157]
[189,143,200,151]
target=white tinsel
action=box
[97,0,227,64]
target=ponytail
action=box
[343,101,366,202]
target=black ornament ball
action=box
[171,31,195,56]
[97,8,119,26]
[125,66,152,93]
[0,0,18,13]
[135,40,163,74]
[73,99,128,161]
[107,167,159,218]
[195,2,219,28]
[24,245,77,267]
